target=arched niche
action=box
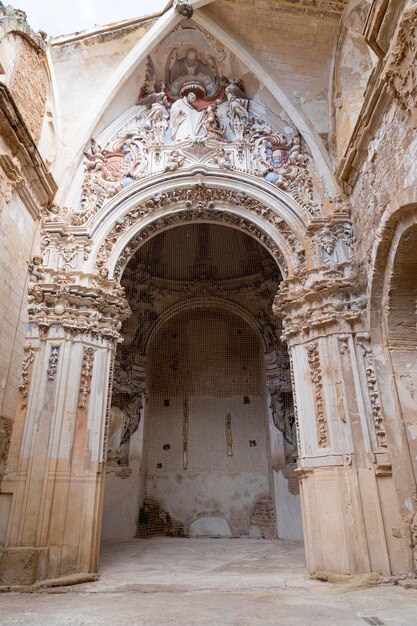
[368,194,417,556]
[101,220,302,545]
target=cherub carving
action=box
[199,104,225,140]
[164,150,186,172]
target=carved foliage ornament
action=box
[78,347,95,409]
[47,345,60,381]
[95,184,305,278]
[356,334,387,448]
[19,344,36,404]
[306,341,329,448]
[76,41,319,224]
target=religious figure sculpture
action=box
[199,104,225,140]
[214,148,232,170]
[144,102,170,142]
[170,92,204,141]
[166,47,218,98]
[225,79,250,123]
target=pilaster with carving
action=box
[0,267,130,584]
[273,235,408,574]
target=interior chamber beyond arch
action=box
[101,222,303,545]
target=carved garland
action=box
[47,345,60,382]
[357,336,387,449]
[18,344,36,404]
[78,347,96,409]
[306,342,329,448]
[289,353,301,453]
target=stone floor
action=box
[1,538,417,625]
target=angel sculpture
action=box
[137,56,169,108]
[199,104,225,141]
[137,80,169,108]
[83,138,106,172]
[225,79,250,123]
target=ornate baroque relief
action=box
[306,342,329,448]
[94,183,307,278]
[356,334,387,449]
[18,344,36,406]
[383,3,417,113]
[78,347,96,409]
[74,33,319,225]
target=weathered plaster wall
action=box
[144,308,272,537]
[101,419,146,544]
[0,193,39,482]
[49,20,155,180]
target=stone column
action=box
[274,251,411,576]
[0,278,129,585]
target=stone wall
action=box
[0,193,39,436]
[9,36,48,144]
[144,308,272,537]
[350,103,417,268]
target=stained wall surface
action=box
[144,308,272,536]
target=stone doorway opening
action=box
[101,223,303,552]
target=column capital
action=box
[27,270,130,345]
[273,261,366,344]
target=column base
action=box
[0,546,49,586]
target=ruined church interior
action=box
[1,0,417,623]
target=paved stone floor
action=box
[1,538,417,625]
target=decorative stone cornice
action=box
[0,83,56,217]
[93,183,307,279]
[273,262,366,342]
[27,278,130,344]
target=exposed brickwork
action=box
[251,495,277,539]
[350,103,417,268]
[10,36,47,144]
[0,416,13,486]
[207,0,344,134]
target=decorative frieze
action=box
[78,347,95,409]
[273,262,366,341]
[289,354,301,454]
[306,342,329,448]
[94,184,307,280]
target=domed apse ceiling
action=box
[118,224,283,361]
[123,223,281,282]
